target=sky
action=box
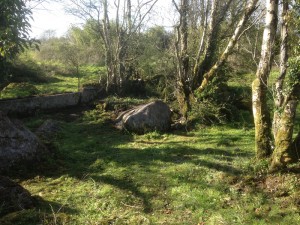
[28,0,175,39]
[28,1,81,38]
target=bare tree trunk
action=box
[273,0,289,138]
[102,0,117,92]
[197,0,259,93]
[252,0,278,159]
[116,0,130,93]
[118,30,127,92]
[173,0,190,120]
[195,0,209,63]
[193,0,218,89]
[76,65,80,92]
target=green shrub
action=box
[227,86,252,111]
[189,99,228,125]
[191,64,254,126]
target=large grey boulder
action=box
[116,100,171,133]
[0,176,35,216]
[0,112,47,172]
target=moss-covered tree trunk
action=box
[252,78,272,158]
[270,0,300,170]
[252,0,278,159]
[271,100,298,169]
[271,57,300,170]
[270,0,293,170]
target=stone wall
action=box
[0,87,99,116]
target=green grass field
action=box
[0,65,103,99]
[2,103,300,225]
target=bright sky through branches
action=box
[28,1,80,38]
[28,0,174,38]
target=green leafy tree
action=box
[0,0,36,87]
[0,0,33,60]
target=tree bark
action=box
[252,0,278,159]
[193,0,218,89]
[102,0,117,92]
[273,0,289,138]
[289,131,300,162]
[173,0,191,120]
[271,100,298,169]
[195,0,209,62]
[270,10,300,170]
[270,57,300,170]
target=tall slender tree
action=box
[173,0,190,120]
[193,0,219,89]
[252,0,279,159]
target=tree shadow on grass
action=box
[118,145,246,175]
[8,144,249,214]
[0,198,78,225]
[91,174,153,213]
[32,198,79,218]
[42,76,63,84]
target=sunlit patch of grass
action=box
[34,74,79,94]
[0,82,40,99]
[0,65,103,99]
[34,65,103,95]
[228,72,254,87]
